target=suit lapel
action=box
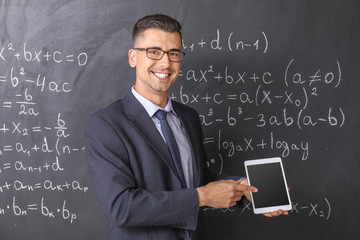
[122,91,180,180]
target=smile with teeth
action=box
[153,72,170,79]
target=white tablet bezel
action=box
[244,157,292,214]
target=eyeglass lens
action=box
[146,48,184,62]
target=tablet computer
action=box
[244,157,292,214]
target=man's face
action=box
[129,28,182,101]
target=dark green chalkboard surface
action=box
[0,1,359,239]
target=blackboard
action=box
[0,1,359,239]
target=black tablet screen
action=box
[247,162,289,208]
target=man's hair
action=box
[132,14,182,44]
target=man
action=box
[85,14,287,240]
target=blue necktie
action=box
[154,110,193,240]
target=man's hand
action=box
[239,178,289,217]
[262,209,289,217]
[196,180,258,208]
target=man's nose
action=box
[157,52,171,67]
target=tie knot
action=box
[155,110,168,120]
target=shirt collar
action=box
[131,86,177,118]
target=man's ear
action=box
[128,49,137,68]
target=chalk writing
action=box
[0,179,88,193]
[203,197,331,220]
[1,27,344,226]
[170,57,345,165]
[0,42,88,66]
[0,196,77,224]
[183,29,269,53]
[0,40,88,224]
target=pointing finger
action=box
[236,184,258,193]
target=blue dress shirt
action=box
[131,87,194,188]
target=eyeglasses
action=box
[133,48,185,62]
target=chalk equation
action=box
[0,156,66,174]
[178,60,341,90]
[182,29,269,53]
[0,196,77,224]
[197,105,345,129]
[0,137,84,157]
[169,57,345,164]
[0,42,88,66]
[0,179,89,193]
[0,113,70,137]
[0,40,89,227]
[204,130,309,172]
[203,197,332,220]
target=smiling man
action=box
[85,14,286,240]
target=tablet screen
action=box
[244,157,292,214]
[247,162,289,208]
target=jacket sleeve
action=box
[84,112,199,230]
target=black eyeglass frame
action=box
[133,48,185,62]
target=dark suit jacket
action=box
[85,91,222,240]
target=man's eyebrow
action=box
[148,46,162,50]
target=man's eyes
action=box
[169,52,180,57]
[148,50,161,55]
